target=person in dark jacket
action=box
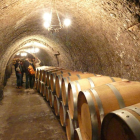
[15,59,22,89]
[31,58,36,88]
[23,58,35,89]
[20,60,24,85]
[23,58,30,89]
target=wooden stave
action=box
[60,101,68,127]
[39,82,45,95]
[66,110,74,140]
[45,86,51,101]
[41,82,46,97]
[54,95,60,116]
[49,91,54,108]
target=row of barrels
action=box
[35,66,140,140]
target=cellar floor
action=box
[0,71,67,140]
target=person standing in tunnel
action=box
[31,58,36,88]
[15,59,22,89]
[23,58,30,89]
[23,58,35,89]
[20,60,24,86]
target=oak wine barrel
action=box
[66,110,74,140]
[50,70,72,93]
[38,66,54,81]
[61,73,96,106]
[38,81,42,92]
[101,103,140,140]
[36,79,40,90]
[54,95,60,116]
[68,76,122,120]
[46,68,65,87]
[55,71,84,99]
[36,66,49,79]
[39,82,45,95]
[34,79,37,89]
[77,81,140,140]
[60,101,68,127]
[45,86,51,101]
[42,67,56,83]
[49,91,54,108]
[41,82,46,97]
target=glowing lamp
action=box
[64,19,71,27]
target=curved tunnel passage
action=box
[0,0,140,140]
[0,0,140,95]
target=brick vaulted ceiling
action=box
[0,0,140,85]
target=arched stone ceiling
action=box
[0,0,140,85]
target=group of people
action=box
[14,58,36,89]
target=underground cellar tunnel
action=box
[0,0,140,140]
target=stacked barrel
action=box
[35,66,140,140]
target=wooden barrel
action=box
[49,91,54,107]
[35,69,39,79]
[42,67,56,83]
[55,71,84,99]
[34,79,37,89]
[77,81,140,140]
[101,103,140,140]
[36,67,43,79]
[36,79,40,90]
[39,70,44,81]
[46,68,64,87]
[42,85,46,97]
[38,81,42,92]
[54,95,60,116]
[41,83,46,97]
[39,82,45,95]
[66,110,74,140]
[43,67,59,84]
[74,128,83,140]
[38,66,53,81]
[61,73,96,107]
[60,101,68,127]
[68,76,122,120]
[39,81,44,93]
[45,87,51,101]
[50,70,72,93]
[36,66,53,82]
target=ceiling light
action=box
[42,0,72,31]
[35,48,39,52]
[44,21,50,29]
[64,19,71,27]
[43,13,52,21]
